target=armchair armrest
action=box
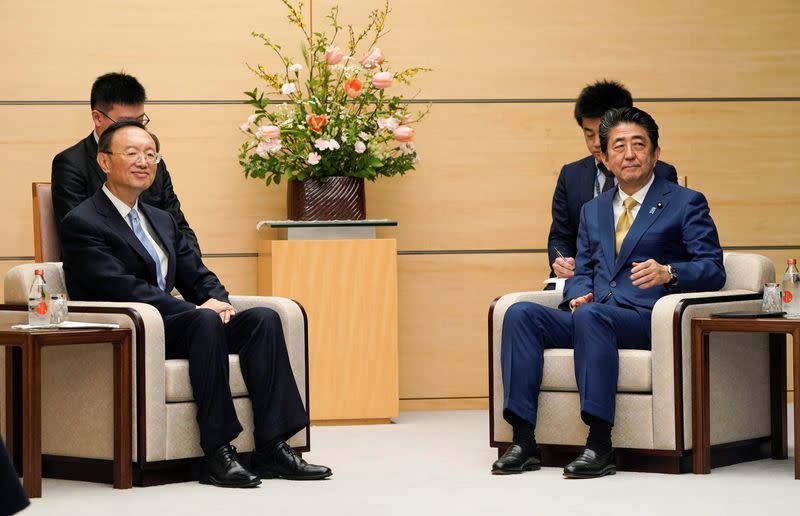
[228,295,309,450]
[489,291,562,446]
[491,291,562,340]
[0,299,168,463]
[228,296,307,401]
[649,289,763,449]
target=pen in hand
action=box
[553,247,576,276]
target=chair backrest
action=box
[677,175,688,187]
[4,262,66,304]
[32,182,61,263]
[721,252,775,292]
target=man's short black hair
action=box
[574,80,633,126]
[599,107,659,154]
[90,72,147,111]
[97,120,158,153]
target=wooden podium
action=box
[257,220,399,424]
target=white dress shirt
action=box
[612,172,655,227]
[594,159,616,197]
[102,185,169,278]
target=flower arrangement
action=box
[238,1,430,186]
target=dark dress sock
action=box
[582,411,612,455]
[507,412,537,454]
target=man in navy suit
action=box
[547,80,678,283]
[60,121,331,488]
[492,107,725,478]
[52,72,201,255]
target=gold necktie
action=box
[615,197,639,254]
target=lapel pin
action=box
[656,202,663,208]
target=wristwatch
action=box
[665,264,678,286]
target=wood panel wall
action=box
[1,1,797,407]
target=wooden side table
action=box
[691,317,798,479]
[0,327,132,497]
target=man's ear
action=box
[600,152,610,170]
[96,152,111,175]
[91,110,103,131]
[653,145,661,162]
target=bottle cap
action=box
[34,268,44,275]
[789,259,797,265]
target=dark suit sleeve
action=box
[547,166,576,267]
[559,204,595,309]
[171,220,230,306]
[61,213,198,316]
[157,160,202,256]
[52,151,89,223]
[671,191,726,292]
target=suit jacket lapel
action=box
[91,190,159,282]
[138,203,176,289]
[580,157,597,204]
[83,133,109,185]
[596,189,616,273]
[613,177,672,276]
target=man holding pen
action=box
[547,80,677,283]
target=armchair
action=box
[489,252,780,473]
[1,262,309,486]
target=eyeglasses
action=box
[101,150,162,165]
[96,109,151,127]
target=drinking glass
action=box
[49,293,68,324]
[762,283,783,313]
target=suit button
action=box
[610,281,617,287]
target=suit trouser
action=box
[164,307,309,455]
[501,301,651,427]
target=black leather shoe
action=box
[202,444,261,488]
[491,444,541,475]
[563,448,616,479]
[251,441,332,480]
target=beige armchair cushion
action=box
[542,349,652,392]
[165,357,248,402]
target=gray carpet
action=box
[19,408,800,516]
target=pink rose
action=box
[344,78,363,98]
[372,72,393,89]
[392,125,415,142]
[399,113,414,124]
[360,47,384,68]
[354,141,366,154]
[307,152,321,165]
[257,125,280,140]
[326,46,344,65]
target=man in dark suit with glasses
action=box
[51,72,201,256]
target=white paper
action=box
[12,321,120,330]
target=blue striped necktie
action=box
[128,208,166,290]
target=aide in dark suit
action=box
[547,80,677,281]
[61,121,331,488]
[52,72,200,255]
[493,108,725,478]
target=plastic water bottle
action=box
[27,269,50,326]
[782,259,800,318]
